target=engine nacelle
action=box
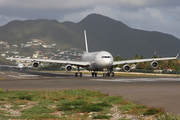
[32,62,39,69]
[123,64,131,72]
[28,67,32,71]
[9,67,14,71]
[65,65,73,72]
[150,61,158,69]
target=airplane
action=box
[0,62,32,71]
[6,30,179,77]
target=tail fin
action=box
[176,53,179,59]
[84,30,89,53]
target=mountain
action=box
[0,13,180,58]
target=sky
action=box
[0,0,180,39]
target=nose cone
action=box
[18,63,24,69]
[95,51,113,70]
[102,58,113,68]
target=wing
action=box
[6,58,90,67]
[113,54,179,66]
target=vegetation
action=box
[0,89,179,119]
[157,113,180,120]
[119,101,165,116]
[0,88,2,93]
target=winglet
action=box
[176,53,179,59]
[84,30,89,53]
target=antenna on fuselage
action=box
[84,30,89,53]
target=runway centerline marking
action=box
[9,75,20,78]
[19,75,39,77]
[90,78,180,82]
[9,74,39,78]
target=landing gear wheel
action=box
[79,72,82,77]
[75,73,78,77]
[75,72,82,77]
[92,73,94,77]
[92,72,97,77]
[111,72,114,77]
[95,73,97,77]
[108,72,110,77]
[103,72,115,77]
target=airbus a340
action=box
[0,62,32,71]
[6,30,179,77]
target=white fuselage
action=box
[17,63,24,69]
[82,51,113,71]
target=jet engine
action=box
[28,67,32,71]
[65,64,73,72]
[123,64,131,72]
[32,62,39,69]
[9,67,14,71]
[150,61,158,69]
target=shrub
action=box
[18,95,32,101]
[58,100,88,111]
[80,103,103,112]
[21,105,55,117]
[157,113,180,120]
[105,96,124,104]
[95,102,112,107]
[58,100,105,113]
[93,114,111,119]
[144,107,165,116]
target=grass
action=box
[119,101,165,117]
[93,114,111,119]
[0,88,2,93]
[157,113,180,120]
[0,89,179,119]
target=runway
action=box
[0,71,180,114]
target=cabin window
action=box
[102,56,111,58]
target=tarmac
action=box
[0,70,180,114]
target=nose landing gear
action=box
[103,72,114,77]
[75,66,82,77]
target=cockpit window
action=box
[102,56,111,58]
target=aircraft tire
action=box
[108,72,110,77]
[95,73,97,77]
[92,73,94,77]
[111,72,114,77]
[79,73,82,77]
[75,73,78,77]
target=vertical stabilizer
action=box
[84,30,89,53]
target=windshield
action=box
[101,56,111,58]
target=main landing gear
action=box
[74,66,115,77]
[92,71,97,77]
[103,72,114,77]
[103,66,114,77]
[92,71,114,77]
[75,66,82,77]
